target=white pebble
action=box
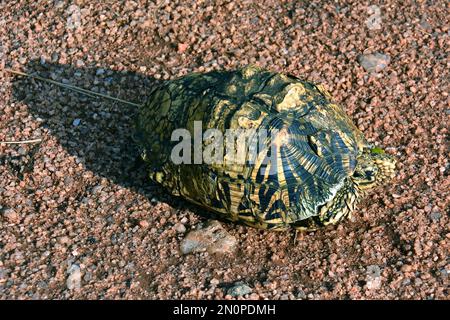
[67,264,81,290]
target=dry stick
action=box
[0,138,42,145]
[4,69,142,107]
[2,68,143,144]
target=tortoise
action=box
[135,66,396,231]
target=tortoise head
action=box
[351,147,396,192]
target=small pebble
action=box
[366,265,382,290]
[0,267,6,281]
[66,5,82,30]
[3,209,20,223]
[51,52,59,62]
[75,59,84,68]
[178,43,189,53]
[227,282,252,297]
[139,220,149,228]
[180,217,188,224]
[58,236,70,245]
[357,52,390,73]
[66,264,81,290]
[401,265,413,273]
[17,147,27,155]
[174,223,186,233]
[296,289,307,300]
[150,197,158,204]
[429,211,441,222]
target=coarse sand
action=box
[0,0,448,299]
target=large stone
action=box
[180,220,237,255]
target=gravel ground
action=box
[0,0,448,300]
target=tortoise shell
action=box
[135,66,395,231]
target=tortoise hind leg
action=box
[292,218,321,244]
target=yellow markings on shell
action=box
[268,74,290,87]
[328,103,345,115]
[238,215,257,222]
[210,99,235,131]
[212,99,231,117]
[227,182,246,217]
[340,133,356,150]
[250,148,271,182]
[226,84,237,95]
[237,116,255,129]
[273,131,289,179]
[221,163,244,180]
[258,191,279,221]
[280,190,290,215]
[299,153,317,172]
[276,84,307,112]
[232,102,265,129]
[222,133,252,176]
[279,151,302,181]
[274,132,290,223]
[155,172,164,183]
[252,93,273,107]
[241,65,260,79]
[248,183,279,222]
[309,136,323,157]
[316,84,332,100]
[244,79,259,95]
[283,140,335,186]
[264,218,284,225]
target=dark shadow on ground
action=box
[10,60,158,192]
[9,60,238,224]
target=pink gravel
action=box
[0,0,448,299]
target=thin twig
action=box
[0,138,42,144]
[4,68,142,108]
